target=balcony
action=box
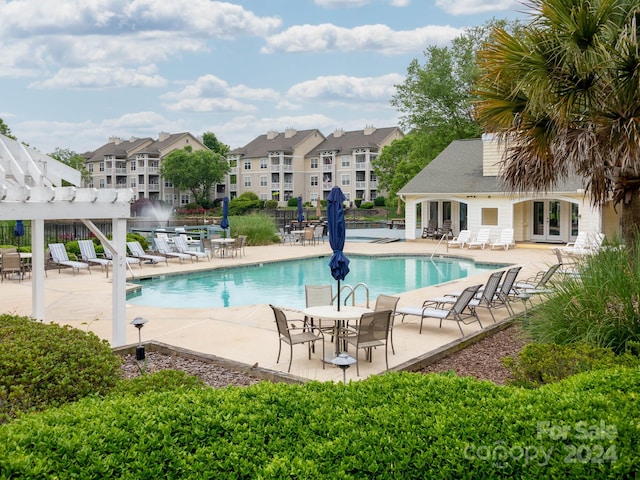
[283,182,293,189]
[229,184,237,192]
[322,164,333,172]
[322,182,333,189]
[355,181,366,189]
[148,184,160,192]
[270,165,281,172]
[283,164,293,173]
[271,182,280,189]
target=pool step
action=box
[371,237,400,244]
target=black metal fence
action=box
[0,222,114,248]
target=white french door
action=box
[531,200,563,242]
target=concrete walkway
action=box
[1,235,557,383]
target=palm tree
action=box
[474,0,640,246]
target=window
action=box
[164,180,173,188]
[244,159,251,170]
[260,193,268,201]
[310,175,318,186]
[244,177,252,187]
[229,175,237,185]
[260,158,268,169]
[341,155,350,167]
[310,157,318,169]
[88,164,94,173]
[99,179,105,188]
[481,208,499,226]
[181,194,190,205]
[164,195,174,205]
[130,179,137,188]
[99,162,104,172]
[130,160,136,171]
[341,174,350,186]
[260,176,267,187]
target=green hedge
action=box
[1,369,638,478]
[0,315,122,424]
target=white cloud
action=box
[262,23,462,54]
[0,0,281,37]
[435,0,520,15]
[30,65,167,89]
[287,73,403,105]
[314,0,410,7]
[161,74,279,112]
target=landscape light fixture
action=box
[331,352,357,384]
[130,317,148,360]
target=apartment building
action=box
[83,132,210,206]
[228,125,403,205]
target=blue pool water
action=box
[127,255,504,309]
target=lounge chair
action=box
[100,241,142,269]
[153,236,193,264]
[560,231,589,255]
[173,235,210,262]
[48,243,91,275]
[126,241,168,266]
[345,310,392,376]
[271,304,325,373]
[436,219,453,239]
[396,284,483,336]
[421,219,438,239]
[437,270,505,323]
[78,240,112,274]
[467,228,491,249]
[447,230,471,249]
[490,228,515,250]
[512,263,561,311]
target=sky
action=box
[0,0,529,155]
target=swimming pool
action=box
[127,255,504,309]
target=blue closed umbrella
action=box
[220,196,229,237]
[297,196,304,225]
[14,220,25,251]
[327,187,350,310]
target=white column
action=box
[31,219,45,321]
[111,218,128,346]
[404,198,417,240]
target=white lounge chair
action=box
[100,241,143,269]
[126,241,168,266]
[490,228,515,250]
[467,228,491,249]
[48,243,91,275]
[154,236,194,264]
[447,230,471,249]
[560,231,589,254]
[78,239,111,274]
[173,235,210,261]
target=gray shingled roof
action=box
[83,137,153,162]
[313,127,400,154]
[229,129,322,157]
[399,138,585,196]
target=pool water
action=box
[126,255,504,309]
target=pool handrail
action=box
[341,282,370,307]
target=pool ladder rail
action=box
[339,282,370,307]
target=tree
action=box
[160,147,229,208]
[474,0,640,247]
[0,118,16,140]
[49,148,92,185]
[375,23,510,197]
[202,131,229,157]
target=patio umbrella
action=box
[297,196,304,225]
[13,220,25,251]
[220,196,229,237]
[327,187,350,311]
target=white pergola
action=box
[0,133,132,346]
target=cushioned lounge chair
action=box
[48,243,91,275]
[173,235,210,262]
[153,236,193,264]
[396,284,483,336]
[78,240,112,274]
[126,241,168,266]
[100,240,142,269]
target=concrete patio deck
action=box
[1,235,557,383]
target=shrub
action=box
[0,370,638,477]
[0,314,122,424]
[229,213,279,245]
[264,199,278,209]
[229,194,263,215]
[287,197,298,207]
[359,201,374,209]
[523,237,640,353]
[374,196,386,206]
[354,198,362,208]
[502,342,640,388]
[110,370,206,397]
